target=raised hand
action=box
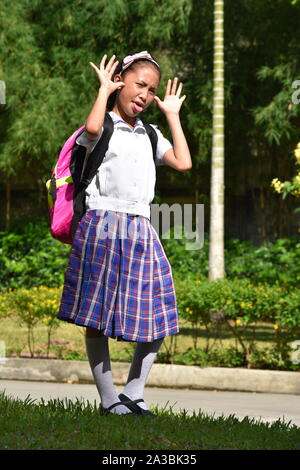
[89,54,125,95]
[154,78,186,115]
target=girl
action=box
[57,51,192,416]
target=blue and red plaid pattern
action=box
[57,209,179,342]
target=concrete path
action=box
[1,379,300,427]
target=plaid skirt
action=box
[57,209,179,342]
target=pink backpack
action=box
[46,126,85,245]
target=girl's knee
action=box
[85,326,104,338]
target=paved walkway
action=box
[1,379,300,427]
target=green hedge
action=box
[175,277,300,369]
[162,229,300,287]
[1,221,299,289]
[0,220,70,290]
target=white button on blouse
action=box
[76,111,172,220]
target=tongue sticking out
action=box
[133,102,143,113]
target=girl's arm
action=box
[85,54,124,139]
[154,78,192,172]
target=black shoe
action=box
[99,401,138,416]
[118,393,157,417]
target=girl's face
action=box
[113,64,160,126]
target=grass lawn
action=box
[1,391,299,450]
[0,315,277,364]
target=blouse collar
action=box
[109,111,145,132]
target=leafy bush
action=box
[1,286,62,357]
[172,347,246,368]
[162,229,300,286]
[225,238,300,287]
[161,228,209,280]
[0,220,70,291]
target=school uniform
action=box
[57,111,179,342]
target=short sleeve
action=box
[76,128,103,153]
[150,124,173,166]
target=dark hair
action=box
[107,53,161,111]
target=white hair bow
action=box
[122,51,160,72]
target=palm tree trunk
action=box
[209,0,225,280]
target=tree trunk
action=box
[209,0,225,280]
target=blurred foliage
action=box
[271,142,300,223]
[162,226,300,287]
[0,286,62,357]
[0,220,70,290]
[0,221,299,290]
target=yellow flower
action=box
[294,143,300,162]
[236,319,241,324]
[292,190,300,197]
[271,178,284,194]
[274,323,279,330]
[185,307,193,315]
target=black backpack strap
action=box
[69,129,87,185]
[71,112,114,238]
[143,122,158,162]
[80,113,114,187]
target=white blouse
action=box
[76,111,172,220]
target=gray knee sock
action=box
[85,335,131,415]
[124,338,163,410]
